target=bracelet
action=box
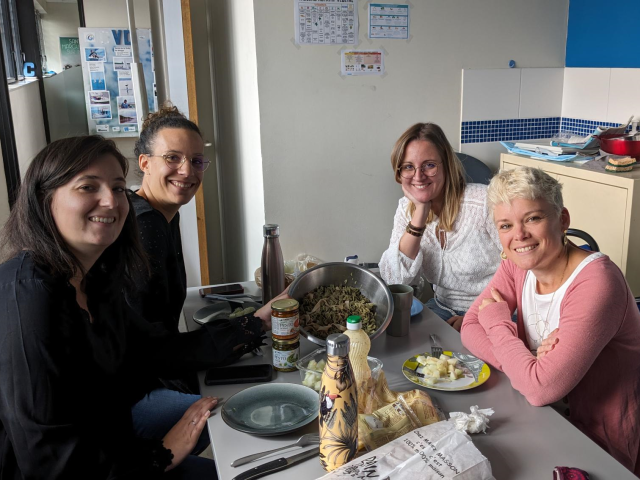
[405,224,424,237]
[407,222,426,233]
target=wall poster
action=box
[294,0,359,45]
[368,4,409,39]
[341,49,384,76]
[59,36,81,70]
[78,27,157,138]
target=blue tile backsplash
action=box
[461,117,627,144]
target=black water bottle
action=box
[261,224,285,305]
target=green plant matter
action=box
[300,285,376,340]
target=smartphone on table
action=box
[199,283,244,297]
[204,364,273,386]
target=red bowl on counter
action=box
[599,134,640,158]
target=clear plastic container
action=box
[295,348,383,392]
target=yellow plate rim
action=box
[402,350,491,391]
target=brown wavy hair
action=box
[390,123,466,231]
[0,136,148,290]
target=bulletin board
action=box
[78,27,157,138]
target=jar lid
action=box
[326,333,350,356]
[272,335,300,346]
[346,315,362,330]
[263,224,280,237]
[271,298,299,312]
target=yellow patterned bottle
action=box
[319,333,358,472]
[343,315,372,413]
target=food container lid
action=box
[271,298,299,312]
[346,315,362,330]
[263,224,280,237]
[326,333,350,356]
[272,335,300,346]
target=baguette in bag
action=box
[317,420,495,480]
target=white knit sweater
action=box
[379,183,502,312]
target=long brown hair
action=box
[390,123,466,231]
[0,136,148,291]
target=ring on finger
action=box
[191,420,197,425]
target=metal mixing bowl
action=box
[288,262,394,346]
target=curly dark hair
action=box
[134,103,202,159]
[0,136,148,290]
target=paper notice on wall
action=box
[341,49,384,76]
[294,0,358,45]
[369,3,409,39]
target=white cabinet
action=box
[500,153,640,295]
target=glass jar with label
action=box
[271,298,299,340]
[272,336,300,372]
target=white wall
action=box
[210,0,265,282]
[561,68,640,124]
[253,0,569,265]
[40,1,81,73]
[9,80,48,177]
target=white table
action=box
[184,284,637,480]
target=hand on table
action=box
[478,287,506,312]
[163,396,217,471]
[254,285,291,331]
[537,328,559,359]
[446,315,464,332]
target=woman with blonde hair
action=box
[379,123,501,330]
[461,166,640,475]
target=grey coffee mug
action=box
[386,284,413,337]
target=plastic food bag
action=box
[318,420,495,480]
[254,253,324,289]
[358,390,445,451]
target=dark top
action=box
[0,252,262,479]
[127,192,186,334]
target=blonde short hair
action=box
[487,166,564,216]
[390,123,466,231]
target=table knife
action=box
[231,446,319,480]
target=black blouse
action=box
[126,192,186,334]
[0,252,262,479]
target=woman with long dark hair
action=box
[0,136,245,478]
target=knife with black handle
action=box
[231,446,319,480]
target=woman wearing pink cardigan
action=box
[461,166,640,476]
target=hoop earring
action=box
[500,251,507,260]
[563,230,568,246]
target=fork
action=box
[230,433,320,467]
[430,334,443,358]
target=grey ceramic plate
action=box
[221,383,319,436]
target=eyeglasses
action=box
[397,162,439,179]
[146,153,211,172]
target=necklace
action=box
[528,250,570,346]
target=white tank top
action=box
[522,252,604,352]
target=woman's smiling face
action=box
[50,154,128,268]
[399,140,445,205]
[493,197,570,273]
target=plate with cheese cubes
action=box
[402,351,490,391]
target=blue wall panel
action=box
[566,0,640,67]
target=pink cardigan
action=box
[461,255,640,476]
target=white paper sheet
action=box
[341,49,384,76]
[369,3,409,39]
[295,0,359,45]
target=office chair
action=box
[566,228,600,252]
[456,153,493,185]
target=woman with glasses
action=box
[379,123,502,331]
[126,105,280,458]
